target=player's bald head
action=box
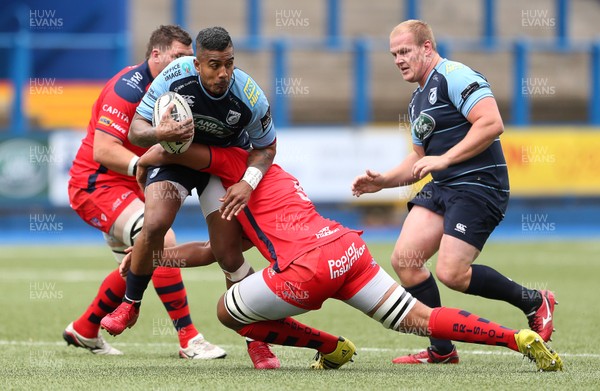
[391,20,437,52]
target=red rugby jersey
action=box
[69,62,152,190]
[206,146,357,271]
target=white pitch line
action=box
[1,340,598,358]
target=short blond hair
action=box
[391,20,437,51]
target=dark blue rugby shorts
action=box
[145,165,210,196]
[408,181,507,251]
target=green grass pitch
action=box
[1,240,599,390]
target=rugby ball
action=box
[152,91,194,154]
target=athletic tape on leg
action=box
[223,260,252,283]
[224,284,268,325]
[372,286,417,331]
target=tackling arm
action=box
[137,143,211,170]
[120,240,255,276]
[219,141,277,220]
[93,130,139,176]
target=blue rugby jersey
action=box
[409,59,509,195]
[137,56,275,150]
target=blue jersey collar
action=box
[419,58,447,92]
[198,71,236,101]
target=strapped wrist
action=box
[241,167,263,190]
[127,156,140,176]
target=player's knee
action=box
[119,208,144,247]
[141,215,171,241]
[390,251,402,271]
[218,254,247,274]
[391,249,426,273]
[392,257,425,287]
[163,228,177,248]
[435,265,467,291]
[212,236,245,272]
[206,214,243,266]
[217,292,245,331]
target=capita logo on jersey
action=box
[412,112,436,141]
[193,114,235,138]
[101,104,130,123]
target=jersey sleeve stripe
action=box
[432,121,470,135]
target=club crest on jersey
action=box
[89,217,102,228]
[412,112,436,141]
[428,87,438,104]
[226,110,241,125]
[149,167,160,179]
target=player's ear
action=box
[423,40,434,55]
[150,47,161,63]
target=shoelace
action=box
[250,343,275,361]
[188,337,209,349]
[113,304,134,318]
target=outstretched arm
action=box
[135,143,212,190]
[120,241,215,276]
[120,240,256,276]
[352,147,423,197]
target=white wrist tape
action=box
[127,156,140,176]
[241,167,263,190]
[222,260,252,283]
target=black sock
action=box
[465,264,542,314]
[404,274,454,355]
[125,270,152,304]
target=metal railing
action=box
[3,0,599,135]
